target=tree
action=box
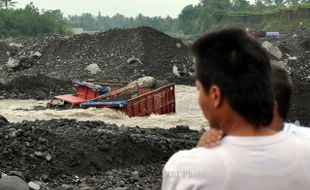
[201,0,231,10]
[0,0,17,10]
[232,0,251,11]
[255,0,266,9]
[285,0,301,4]
[200,0,211,5]
[274,0,285,5]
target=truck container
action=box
[48,81,175,117]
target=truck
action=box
[47,80,176,117]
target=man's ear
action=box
[209,85,222,107]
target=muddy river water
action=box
[0,85,209,130]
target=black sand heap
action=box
[270,28,310,126]
[0,119,199,189]
[0,26,193,83]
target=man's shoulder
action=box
[164,147,224,171]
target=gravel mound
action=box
[0,26,194,99]
[0,74,73,100]
[0,26,193,83]
[0,41,11,66]
[275,28,310,81]
[0,119,199,189]
[268,28,310,126]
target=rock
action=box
[38,137,48,143]
[0,176,29,190]
[118,180,126,187]
[9,43,23,49]
[34,151,43,157]
[172,65,180,77]
[41,174,49,181]
[85,64,102,75]
[261,41,283,59]
[6,58,20,69]
[32,52,42,58]
[288,56,297,60]
[8,128,17,138]
[45,153,53,161]
[130,171,140,183]
[0,115,9,127]
[19,55,28,62]
[80,187,94,190]
[28,181,40,190]
[128,76,156,88]
[126,57,142,65]
[60,184,75,190]
[176,43,182,48]
[294,120,301,126]
[35,91,47,100]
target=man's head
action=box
[192,28,274,129]
[271,63,293,120]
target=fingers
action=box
[197,128,224,148]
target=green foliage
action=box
[66,0,310,36]
[232,0,252,11]
[177,0,310,35]
[1,0,310,39]
[0,0,17,10]
[0,3,71,39]
[67,13,178,33]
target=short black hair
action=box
[271,64,293,120]
[192,28,274,127]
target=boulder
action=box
[6,58,20,69]
[32,52,42,58]
[261,41,283,59]
[9,43,23,49]
[129,76,157,88]
[0,115,9,127]
[172,65,180,77]
[85,64,102,75]
[0,176,29,190]
[126,56,142,65]
[28,182,40,190]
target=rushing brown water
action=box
[0,85,209,130]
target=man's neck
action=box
[268,112,284,132]
[221,112,277,137]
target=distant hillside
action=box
[220,7,310,32]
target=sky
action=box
[15,0,202,18]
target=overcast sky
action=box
[15,0,203,18]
